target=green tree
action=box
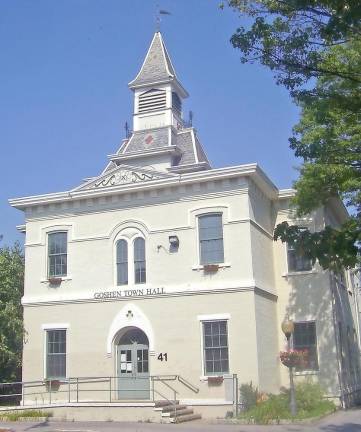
[275,40,361,270]
[225,0,361,94]
[224,0,361,269]
[0,242,24,382]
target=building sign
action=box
[94,287,165,300]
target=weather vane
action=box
[155,5,171,31]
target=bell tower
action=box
[128,32,188,132]
[100,31,210,175]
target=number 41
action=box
[157,353,168,361]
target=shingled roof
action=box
[128,32,186,94]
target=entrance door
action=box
[117,328,150,400]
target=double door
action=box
[117,343,149,399]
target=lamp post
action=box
[281,314,297,416]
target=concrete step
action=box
[161,404,188,413]
[154,400,179,408]
[171,413,202,423]
[168,408,194,418]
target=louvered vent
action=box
[172,92,182,114]
[138,89,166,113]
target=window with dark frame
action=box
[287,235,312,273]
[293,322,319,371]
[203,320,229,375]
[48,232,67,277]
[46,329,66,379]
[134,237,146,284]
[199,214,224,265]
[116,240,128,285]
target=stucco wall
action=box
[22,290,259,402]
[254,292,280,393]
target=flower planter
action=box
[48,277,62,285]
[43,379,61,390]
[280,350,308,368]
[203,264,219,273]
[207,376,223,385]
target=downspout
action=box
[329,271,345,408]
[350,269,361,351]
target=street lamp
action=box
[281,314,297,416]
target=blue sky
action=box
[1,0,300,246]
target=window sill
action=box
[192,263,231,271]
[199,374,230,381]
[294,370,319,376]
[41,276,72,284]
[43,378,67,383]
[282,270,317,277]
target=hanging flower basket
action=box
[48,277,62,285]
[43,379,61,390]
[280,350,308,368]
[203,264,219,273]
[207,376,223,385]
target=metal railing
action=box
[0,374,198,407]
[0,374,240,419]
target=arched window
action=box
[134,237,146,284]
[116,240,128,285]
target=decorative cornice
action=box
[93,169,155,188]
[9,164,279,210]
[278,189,295,199]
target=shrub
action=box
[295,381,324,411]
[242,394,289,424]
[239,382,259,411]
[0,410,52,421]
[239,381,336,424]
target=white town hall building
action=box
[9,31,361,421]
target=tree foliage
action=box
[226,0,361,94]
[224,0,361,269]
[0,242,24,382]
[276,39,361,270]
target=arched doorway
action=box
[115,327,150,400]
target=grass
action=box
[238,381,336,425]
[0,410,53,421]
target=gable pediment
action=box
[73,164,175,191]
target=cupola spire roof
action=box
[128,31,188,97]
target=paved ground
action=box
[0,409,361,432]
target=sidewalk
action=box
[0,409,360,432]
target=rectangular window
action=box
[46,329,66,379]
[116,240,128,285]
[134,238,146,284]
[199,214,224,265]
[287,243,312,273]
[48,232,67,277]
[203,320,229,375]
[293,322,318,371]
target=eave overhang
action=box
[168,162,210,174]
[278,189,349,222]
[109,146,181,163]
[9,163,279,210]
[129,78,189,99]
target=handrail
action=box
[150,376,178,421]
[151,374,199,393]
[151,375,177,381]
[152,378,178,395]
[0,373,199,414]
[177,375,199,394]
